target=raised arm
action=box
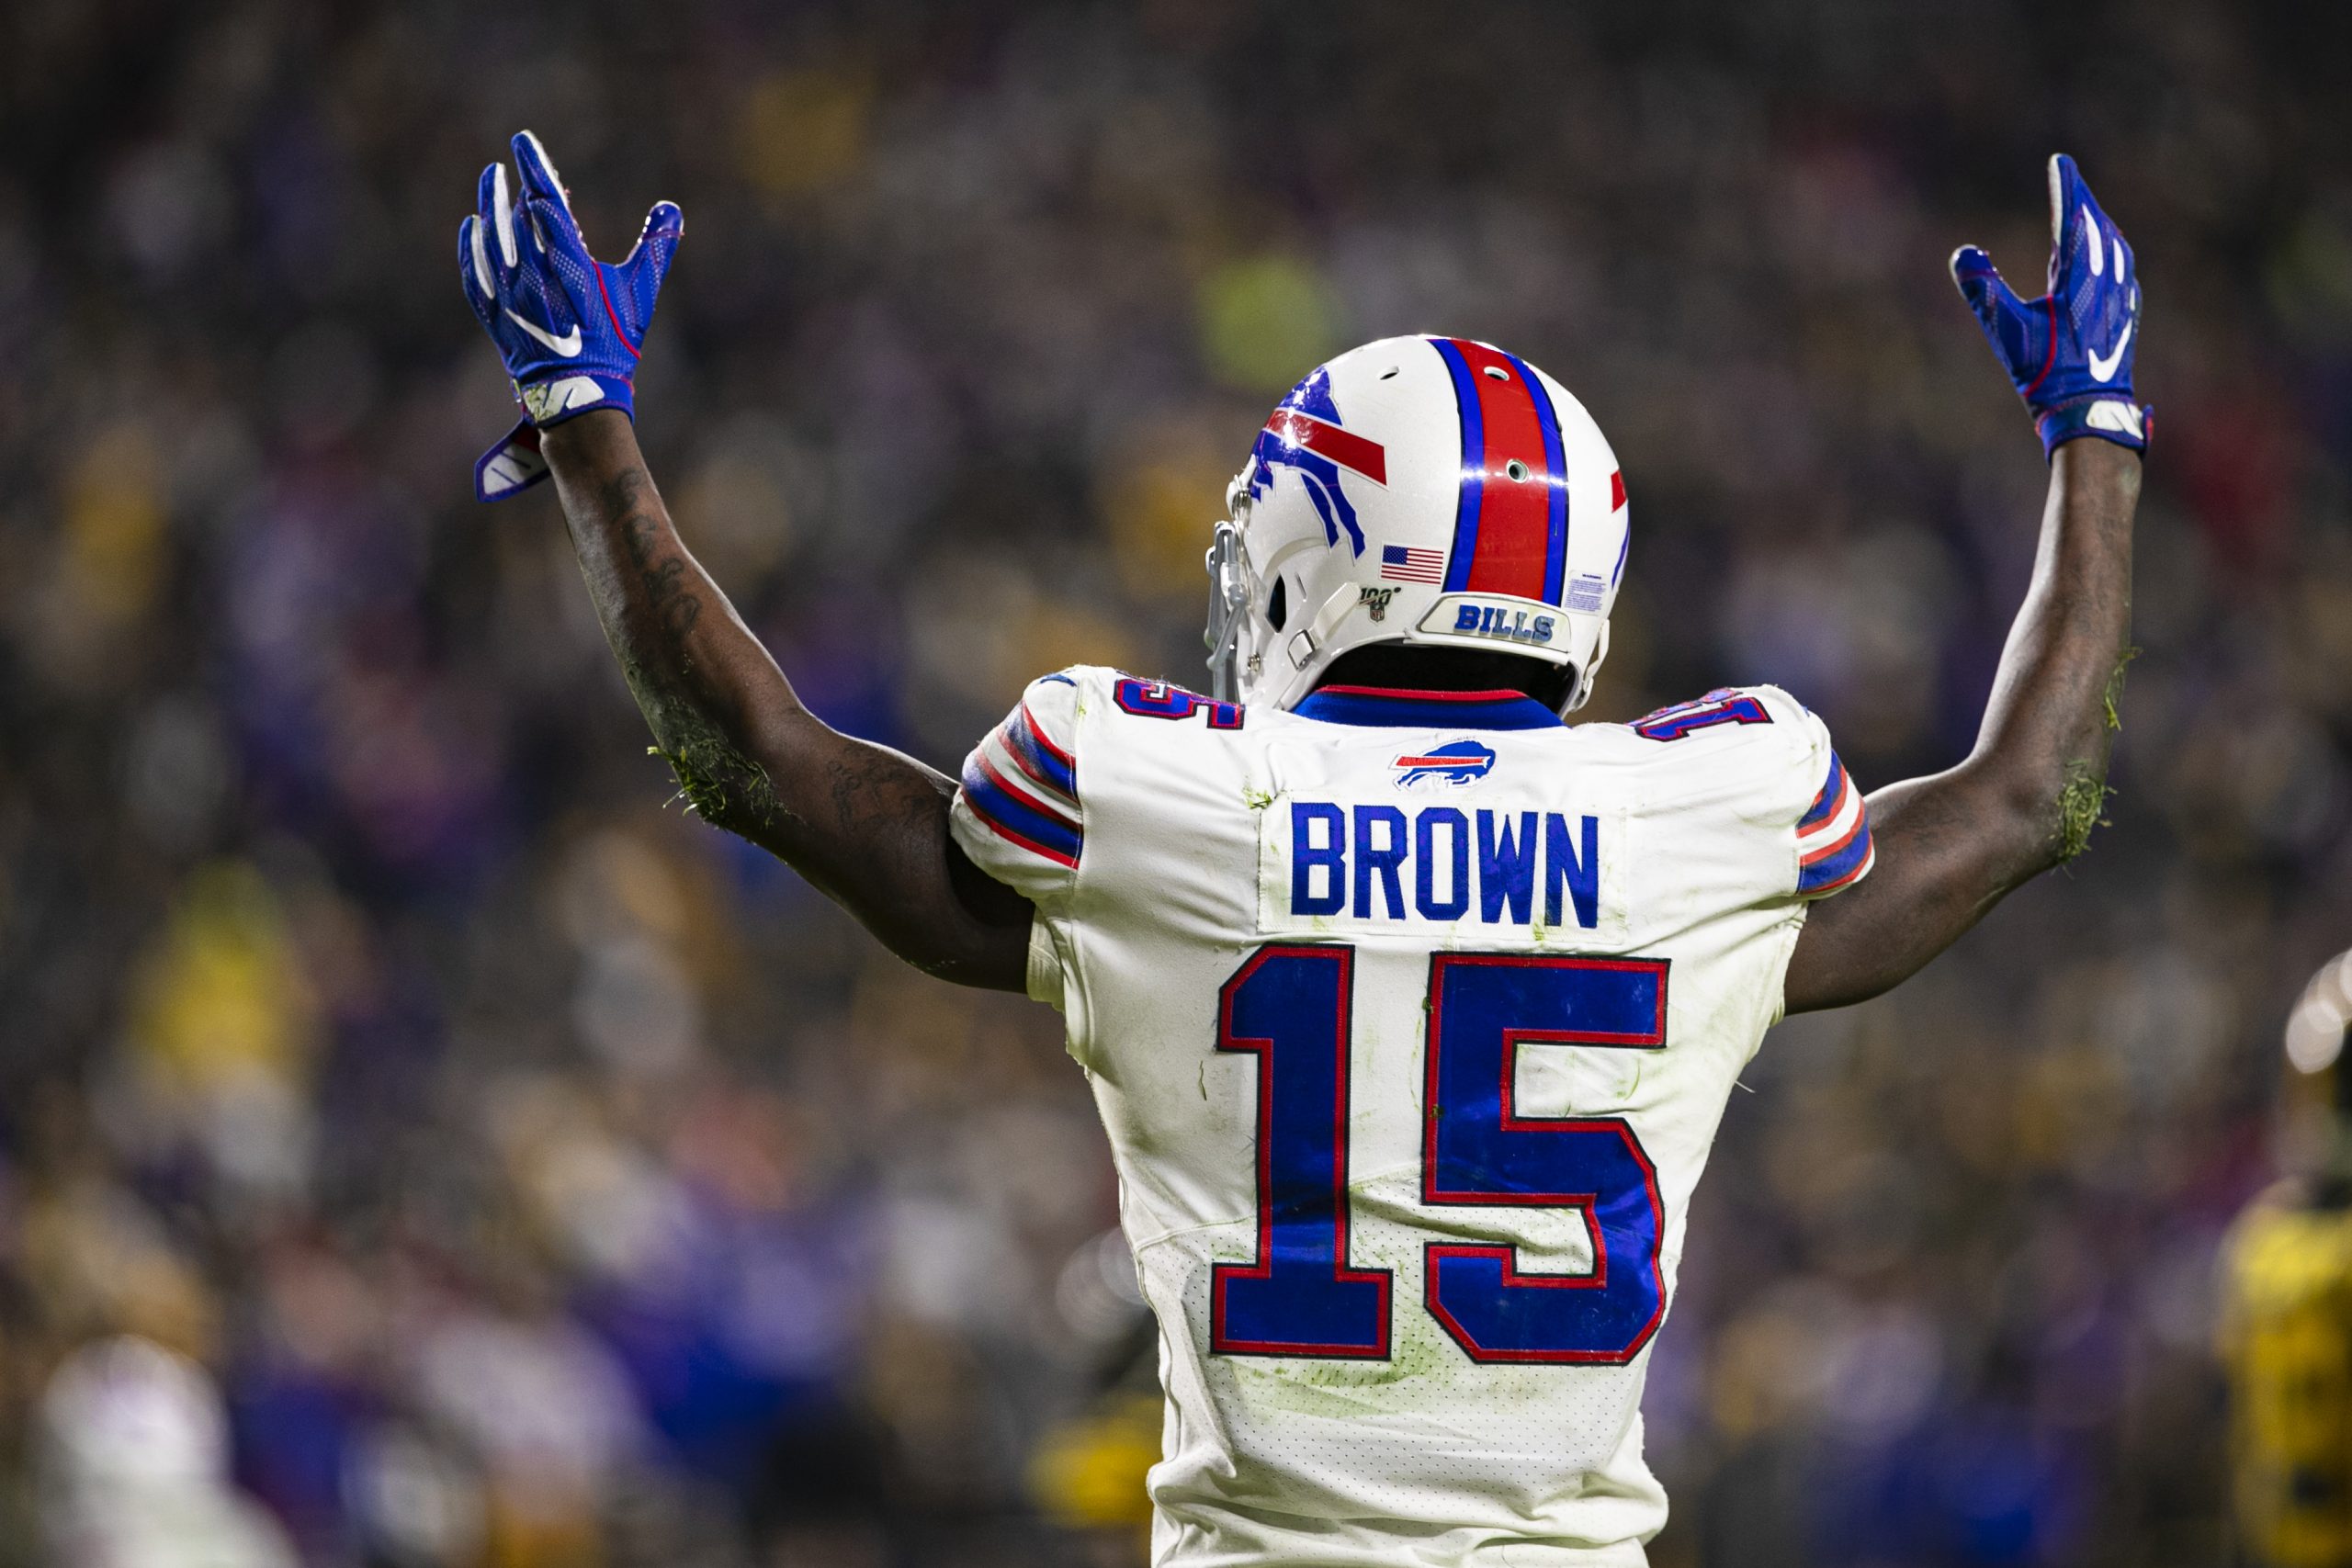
[458,132,1030,990]
[1783,155,2146,1013]
[1784,441,2137,1010]
[545,413,1032,987]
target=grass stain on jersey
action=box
[1232,1330,1461,1408]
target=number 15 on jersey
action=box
[1213,945,1669,1366]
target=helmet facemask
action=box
[1203,515,1251,703]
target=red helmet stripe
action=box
[1433,338,1566,603]
[1262,408,1388,485]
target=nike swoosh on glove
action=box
[458,130,683,501]
[1951,153,2148,458]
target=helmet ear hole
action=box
[1267,576,1289,633]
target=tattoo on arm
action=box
[536,412,1030,991]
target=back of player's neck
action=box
[1315,649,1563,707]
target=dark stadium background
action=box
[4,2,2348,1563]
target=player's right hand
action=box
[458,130,683,502]
[1951,154,2147,458]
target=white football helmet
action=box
[1206,335,1629,714]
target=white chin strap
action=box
[1565,620,1610,713]
[1203,519,1250,702]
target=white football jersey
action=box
[952,668,1872,1566]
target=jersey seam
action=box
[1125,1165,1422,1258]
[1761,903,1809,1034]
[1126,1211,1258,1257]
[1056,676,1099,1070]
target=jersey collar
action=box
[1289,685,1565,731]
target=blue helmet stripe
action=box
[1501,349,1569,606]
[1431,338,1487,592]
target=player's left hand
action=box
[458,130,683,501]
[1951,154,2147,458]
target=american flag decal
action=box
[1381,546,1444,584]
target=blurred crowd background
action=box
[4,1,2348,1563]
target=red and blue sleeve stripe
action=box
[1798,755,1848,832]
[962,751,1081,869]
[961,703,1082,870]
[1795,752,1872,896]
[1005,704,1077,797]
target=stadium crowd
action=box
[4,1,2349,1562]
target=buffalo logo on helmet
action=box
[1244,367,1386,558]
[1392,739,1498,790]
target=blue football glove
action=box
[1951,153,2147,458]
[458,130,683,502]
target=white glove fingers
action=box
[462,216,494,310]
[518,199,553,267]
[474,164,502,262]
[491,161,518,270]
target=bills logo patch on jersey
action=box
[1393,739,1497,790]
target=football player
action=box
[459,133,2144,1564]
[2221,952,2352,1568]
